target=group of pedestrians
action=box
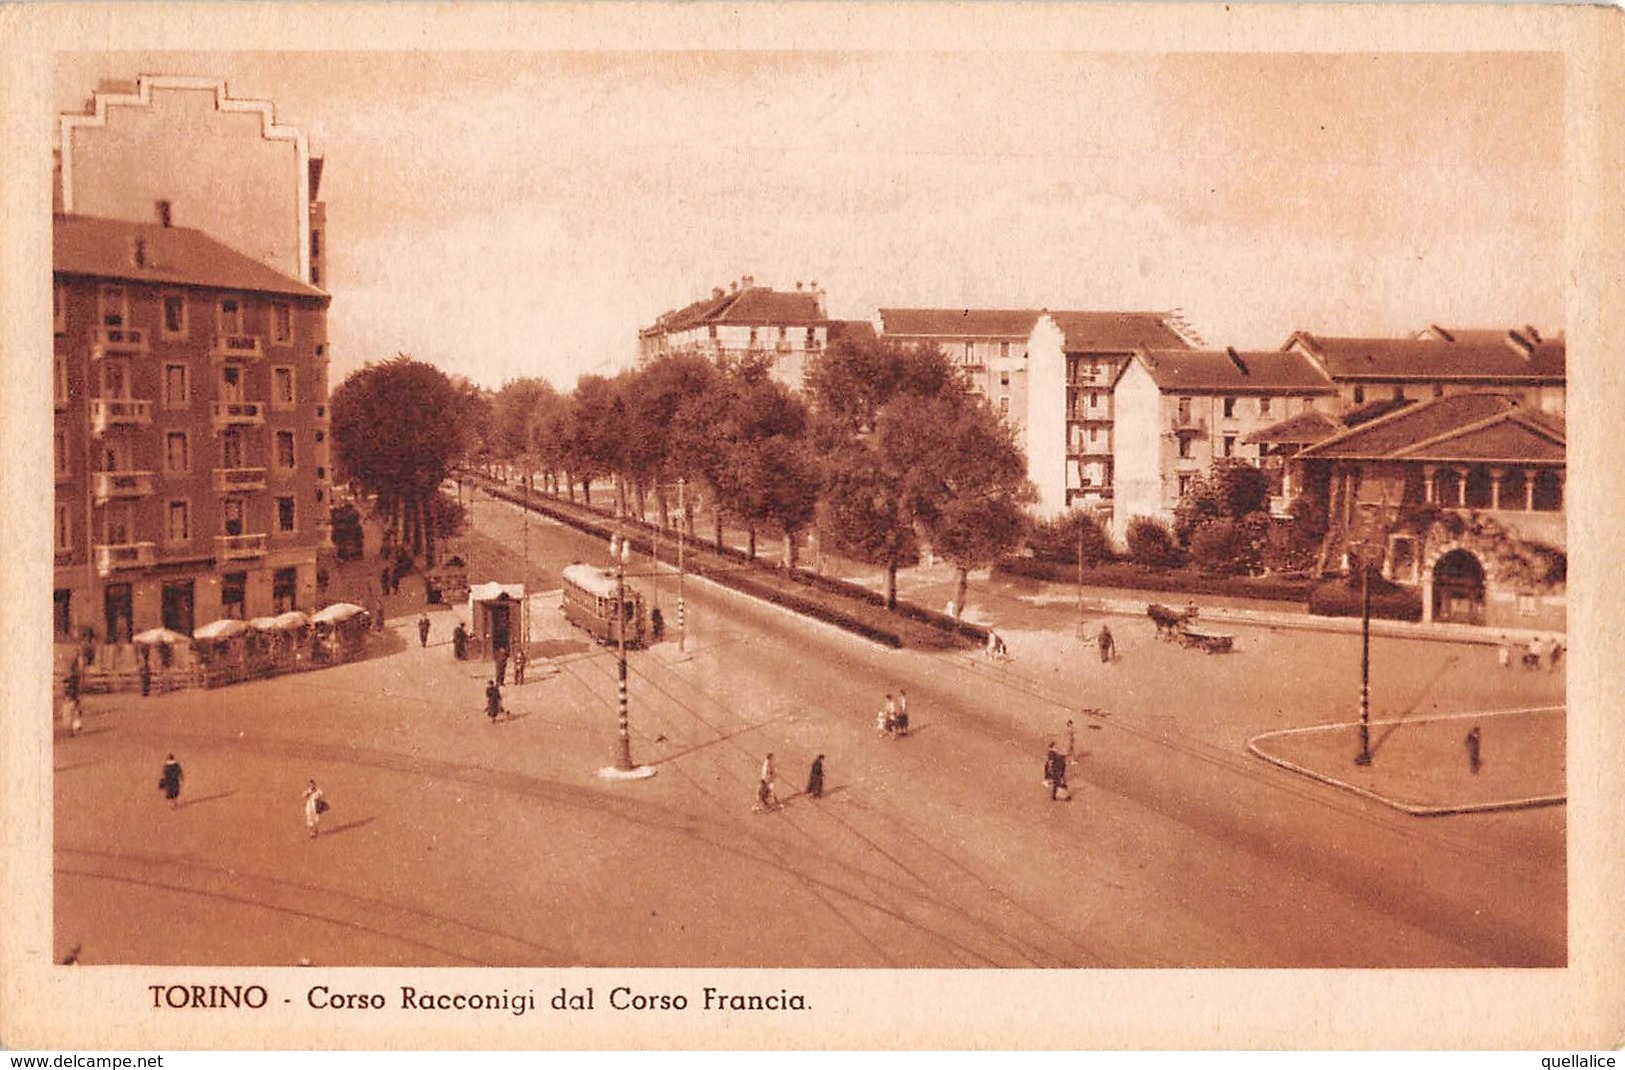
[875,690,911,738]
[1497,633,1564,672]
[753,751,827,813]
[155,753,329,838]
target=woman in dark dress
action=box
[158,754,183,809]
[806,755,826,799]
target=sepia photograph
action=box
[3,1,1622,1053]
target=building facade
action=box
[53,214,333,642]
[638,278,829,390]
[1295,393,1566,630]
[876,308,1041,436]
[1109,348,1338,545]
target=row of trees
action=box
[476,337,1035,615]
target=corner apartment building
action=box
[53,215,334,642]
[1109,348,1337,545]
[877,308,1041,434]
[52,74,332,642]
[638,278,829,389]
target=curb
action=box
[1246,706,1566,816]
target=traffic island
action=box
[1247,705,1565,815]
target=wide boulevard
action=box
[54,490,1566,968]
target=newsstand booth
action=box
[467,582,525,661]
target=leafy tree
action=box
[1027,510,1112,566]
[331,356,470,567]
[1126,515,1182,568]
[1174,459,1271,544]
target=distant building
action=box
[877,308,1043,433]
[1295,393,1566,629]
[57,74,327,289]
[1109,348,1337,545]
[638,278,829,389]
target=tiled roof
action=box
[1126,348,1337,394]
[53,214,325,298]
[646,285,824,334]
[1244,410,1341,445]
[1340,397,1416,428]
[1047,311,1190,353]
[879,308,1041,338]
[1297,393,1565,464]
[1288,330,1565,381]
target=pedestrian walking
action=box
[895,690,909,736]
[1044,742,1068,801]
[755,753,780,812]
[452,622,469,660]
[1526,635,1545,671]
[65,658,81,703]
[514,644,528,684]
[418,611,431,648]
[139,653,152,697]
[1098,623,1115,664]
[495,646,508,688]
[875,704,889,737]
[1547,636,1563,672]
[1496,635,1511,669]
[62,695,82,736]
[303,779,327,838]
[485,680,503,722]
[806,754,826,799]
[158,754,183,809]
[1065,718,1077,760]
[883,693,898,736]
[1466,725,1482,775]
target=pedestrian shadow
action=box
[500,710,533,723]
[55,725,114,740]
[54,759,100,774]
[179,790,236,810]
[319,816,376,839]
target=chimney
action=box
[795,281,804,291]
[1226,346,1250,375]
[131,237,148,268]
[730,280,738,293]
[1524,324,1542,343]
[742,274,755,289]
[156,200,173,228]
[712,287,725,300]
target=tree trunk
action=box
[582,479,591,506]
[684,501,695,539]
[953,567,969,618]
[714,514,724,552]
[656,486,670,530]
[747,528,757,560]
[785,532,799,571]
[886,564,898,610]
[424,494,437,567]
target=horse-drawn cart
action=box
[1147,602,1234,654]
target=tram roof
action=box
[561,564,623,598]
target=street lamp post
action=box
[677,477,687,655]
[1353,542,1374,766]
[610,533,634,771]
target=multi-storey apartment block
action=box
[53,213,333,642]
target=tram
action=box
[560,563,647,648]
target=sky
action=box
[54,50,1566,392]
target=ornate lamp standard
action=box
[1349,539,1377,766]
[608,532,634,770]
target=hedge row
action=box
[996,555,1314,603]
[1306,578,1424,622]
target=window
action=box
[165,431,190,474]
[1000,342,1010,360]
[998,396,1011,416]
[1353,385,1366,404]
[98,284,128,328]
[707,325,717,340]
[276,496,296,533]
[272,303,293,344]
[218,296,243,334]
[1532,471,1563,512]
[1000,371,1010,387]
[964,342,974,364]
[1223,435,1236,458]
[748,327,758,347]
[310,229,322,259]
[220,364,244,402]
[164,364,190,409]
[1178,474,1193,498]
[1223,397,1237,418]
[275,431,296,470]
[1090,391,1100,409]
[1088,426,1099,445]
[54,356,67,408]
[1259,396,1272,416]
[1177,397,1192,422]
[55,590,72,639]
[222,429,245,471]
[1433,382,1445,398]
[55,430,70,479]
[162,293,188,338]
[165,500,191,543]
[55,504,71,554]
[1178,436,1192,460]
[54,281,66,334]
[221,572,247,620]
[273,567,298,613]
[223,499,245,537]
[272,367,296,409]
[100,360,131,399]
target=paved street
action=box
[54,492,1566,968]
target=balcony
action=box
[212,401,265,429]
[95,541,157,577]
[214,466,268,492]
[212,334,264,362]
[91,327,149,360]
[215,533,269,561]
[90,397,153,436]
[92,470,155,503]
[1170,414,1208,436]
